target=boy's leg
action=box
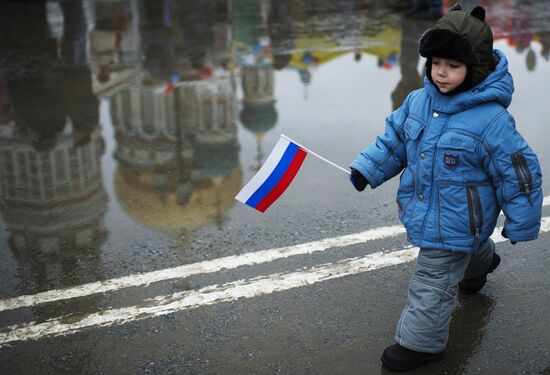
[459,239,500,294]
[395,248,470,353]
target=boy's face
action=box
[431,57,467,94]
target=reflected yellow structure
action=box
[110,69,241,238]
[114,165,241,235]
[101,0,241,239]
[287,27,401,71]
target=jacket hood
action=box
[420,5,494,92]
[424,49,514,113]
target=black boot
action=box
[381,344,443,372]
[459,253,501,294]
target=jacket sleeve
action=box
[349,94,409,189]
[482,112,543,242]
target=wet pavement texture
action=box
[1,0,550,374]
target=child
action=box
[349,4,543,372]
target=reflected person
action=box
[348,5,542,372]
[0,1,63,151]
[391,15,434,110]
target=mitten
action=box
[350,168,368,191]
[501,228,517,245]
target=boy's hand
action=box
[501,228,517,245]
[350,168,368,191]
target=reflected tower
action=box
[111,74,242,238]
[234,0,278,169]
[0,124,107,290]
[0,0,108,294]
[240,61,276,170]
[111,0,241,242]
[87,0,142,93]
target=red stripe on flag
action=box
[255,148,307,212]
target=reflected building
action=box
[0,0,108,294]
[0,120,106,375]
[86,0,143,96]
[234,0,278,168]
[240,55,277,170]
[0,125,107,290]
[111,77,241,237]
[110,0,241,239]
[239,98,278,172]
[263,1,401,86]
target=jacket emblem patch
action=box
[444,153,459,168]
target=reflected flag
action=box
[235,136,307,212]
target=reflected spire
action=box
[255,132,265,172]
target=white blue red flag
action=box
[235,136,307,212]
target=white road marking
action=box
[0,224,406,312]
[1,195,549,312]
[1,218,550,347]
[0,247,418,347]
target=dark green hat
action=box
[420,4,494,91]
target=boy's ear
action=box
[450,3,462,11]
[470,6,486,21]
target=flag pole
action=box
[281,134,351,175]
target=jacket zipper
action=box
[472,186,483,235]
[466,186,482,241]
[512,151,533,204]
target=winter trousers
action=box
[394,239,495,353]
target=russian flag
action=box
[235,136,307,212]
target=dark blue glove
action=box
[501,228,517,245]
[350,168,368,191]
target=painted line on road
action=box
[1,218,550,347]
[0,247,419,346]
[0,224,406,312]
[1,195,549,312]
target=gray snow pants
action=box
[395,239,496,353]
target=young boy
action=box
[349,4,543,372]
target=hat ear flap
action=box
[449,3,462,11]
[470,6,486,21]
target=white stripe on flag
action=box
[235,136,291,203]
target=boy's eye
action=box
[449,64,460,68]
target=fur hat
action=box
[419,4,494,94]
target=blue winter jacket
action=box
[351,50,543,252]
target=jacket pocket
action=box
[404,118,425,165]
[436,132,477,175]
[437,183,480,242]
[511,151,533,204]
[437,182,498,246]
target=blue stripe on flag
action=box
[245,142,299,208]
